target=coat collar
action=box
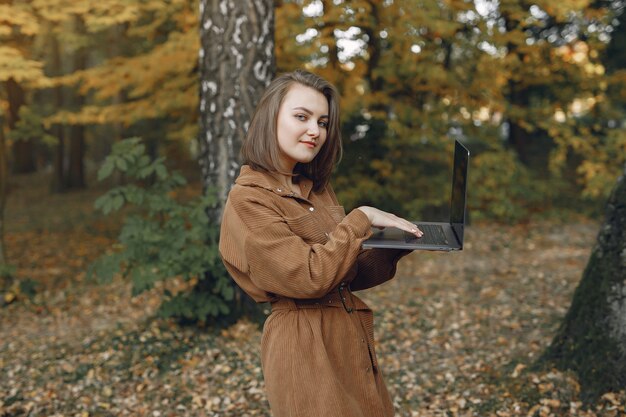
[235,165,314,200]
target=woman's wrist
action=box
[355,206,373,223]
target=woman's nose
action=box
[307,122,320,137]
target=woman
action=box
[219,69,422,417]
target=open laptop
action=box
[362,139,470,251]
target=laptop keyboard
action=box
[405,224,448,245]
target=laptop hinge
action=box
[450,223,463,248]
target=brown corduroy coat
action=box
[219,166,410,417]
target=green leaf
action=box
[130,266,156,295]
[87,252,125,284]
[94,194,108,212]
[98,160,115,181]
[155,164,167,180]
[111,194,125,212]
[138,155,151,168]
[222,284,234,301]
[138,166,154,178]
[115,157,128,171]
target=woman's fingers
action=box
[393,216,423,237]
[357,206,423,237]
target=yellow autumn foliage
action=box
[47,28,197,128]
[0,4,39,37]
[0,46,48,86]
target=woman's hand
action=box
[356,206,423,238]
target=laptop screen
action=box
[450,140,469,244]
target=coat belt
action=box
[271,282,356,313]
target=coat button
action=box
[309,207,315,212]
[276,188,282,192]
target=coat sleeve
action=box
[322,183,413,291]
[227,195,374,299]
[350,248,413,291]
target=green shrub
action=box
[89,138,237,324]
[469,149,548,222]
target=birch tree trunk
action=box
[196,0,274,322]
[197,0,274,222]
[542,164,626,402]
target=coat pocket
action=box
[285,212,328,244]
[326,205,346,224]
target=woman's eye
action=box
[295,114,307,121]
[319,120,328,128]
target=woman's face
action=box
[276,83,329,172]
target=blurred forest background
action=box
[1,0,625,223]
[1,0,626,415]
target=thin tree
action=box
[0,111,13,294]
[0,113,8,267]
[67,16,87,190]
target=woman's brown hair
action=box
[240,69,342,192]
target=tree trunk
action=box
[363,0,384,97]
[0,112,13,293]
[197,0,274,321]
[603,2,626,73]
[0,114,8,266]
[506,102,530,164]
[542,164,626,402]
[501,11,532,166]
[50,33,67,193]
[6,78,36,174]
[67,16,88,190]
[68,126,85,188]
[197,0,274,220]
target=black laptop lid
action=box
[450,140,470,245]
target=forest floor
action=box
[1,172,625,417]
